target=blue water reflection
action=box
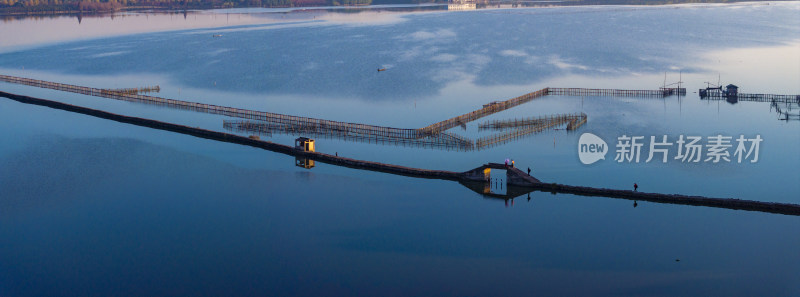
[1,136,799,296]
[1,4,798,100]
[1,3,800,296]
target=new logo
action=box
[578,133,608,165]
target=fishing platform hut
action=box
[700,83,800,105]
[295,137,316,169]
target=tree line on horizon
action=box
[1,0,766,14]
[0,0,433,13]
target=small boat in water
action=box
[377,68,386,72]
[213,34,223,38]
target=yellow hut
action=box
[295,137,315,152]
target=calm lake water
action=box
[1,3,799,296]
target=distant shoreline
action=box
[0,0,787,17]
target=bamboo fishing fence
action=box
[700,88,800,103]
[223,120,475,150]
[0,74,424,140]
[2,74,690,150]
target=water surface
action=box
[1,3,799,296]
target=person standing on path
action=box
[527,167,531,176]
[634,183,638,192]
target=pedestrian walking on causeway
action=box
[511,160,515,167]
[527,167,531,176]
[634,183,638,192]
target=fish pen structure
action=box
[104,86,161,95]
[0,74,426,140]
[1,74,672,150]
[417,88,551,134]
[223,120,475,151]
[224,113,586,151]
[418,87,683,135]
[479,113,587,131]
[567,113,588,130]
[700,89,800,104]
[474,113,586,149]
[771,100,800,121]
[547,87,686,97]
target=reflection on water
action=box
[698,82,800,121]
[1,3,800,296]
[222,112,586,151]
[771,100,800,122]
[1,136,797,296]
[1,2,798,100]
[0,11,267,51]
[488,168,507,195]
[0,5,448,52]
